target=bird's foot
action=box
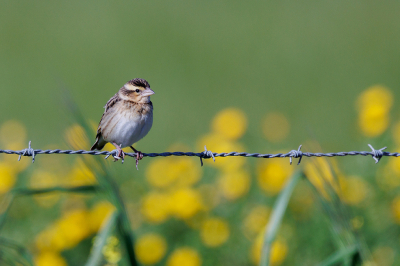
[130,146,143,170]
[112,143,125,163]
[113,149,125,163]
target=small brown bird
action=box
[91,78,154,167]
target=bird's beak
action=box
[142,87,155,97]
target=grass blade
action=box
[85,211,118,266]
[13,185,101,196]
[0,237,34,266]
[117,212,138,266]
[260,171,303,266]
[317,245,358,266]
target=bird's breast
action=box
[103,101,153,147]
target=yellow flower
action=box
[56,209,92,250]
[251,234,288,266]
[89,201,116,232]
[0,162,17,194]
[36,208,91,251]
[358,104,390,137]
[356,85,393,137]
[200,217,230,247]
[166,247,202,266]
[262,112,290,143]
[135,233,167,265]
[173,157,202,187]
[141,192,171,223]
[212,108,247,140]
[0,120,27,149]
[257,159,293,195]
[36,225,62,251]
[170,188,203,219]
[65,124,90,150]
[339,176,368,205]
[30,170,60,208]
[391,196,400,224]
[356,85,393,111]
[218,169,251,200]
[35,252,67,266]
[146,158,178,188]
[65,158,97,186]
[102,236,122,264]
[243,205,271,239]
[146,157,202,188]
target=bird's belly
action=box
[108,117,143,148]
[106,112,153,148]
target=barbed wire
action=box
[0,141,397,167]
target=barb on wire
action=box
[18,141,35,163]
[289,145,303,165]
[1,141,399,166]
[368,144,387,164]
[200,145,215,166]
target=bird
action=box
[90,78,154,168]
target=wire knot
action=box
[289,145,303,165]
[18,141,35,163]
[368,144,387,164]
[200,145,215,166]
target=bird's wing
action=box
[91,93,121,150]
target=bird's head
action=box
[120,78,154,103]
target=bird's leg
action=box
[130,146,143,170]
[112,142,125,163]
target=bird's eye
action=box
[135,89,140,93]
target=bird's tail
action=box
[90,136,106,150]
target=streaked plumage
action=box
[91,78,154,166]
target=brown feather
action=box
[91,93,121,150]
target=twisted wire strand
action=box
[0,141,397,165]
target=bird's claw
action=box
[135,151,143,170]
[113,150,125,163]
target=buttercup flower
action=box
[200,217,230,247]
[339,176,368,206]
[258,159,293,195]
[251,233,288,266]
[89,201,116,232]
[135,233,167,265]
[356,85,393,137]
[0,162,17,194]
[169,188,203,219]
[166,247,202,266]
[218,169,251,200]
[141,192,171,223]
[35,252,67,266]
[212,108,247,140]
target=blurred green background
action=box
[1,0,399,150]
[1,1,400,266]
